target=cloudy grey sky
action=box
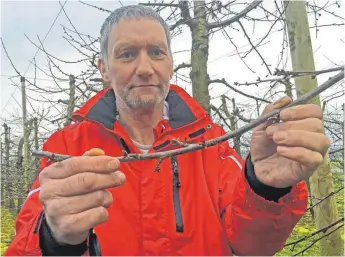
[1,1,124,120]
[1,0,344,126]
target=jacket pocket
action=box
[171,156,184,233]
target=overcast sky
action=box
[1,1,344,128]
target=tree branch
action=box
[1,38,22,77]
[293,222,344,256]
[210,104,232,131]
[234,67,344,86]
[139,2,179,8]
[238,20,272,75]
[170,1,193,30]
[174,62,191,72]
[209,78,270,103]
[32,70,344,163]
[274,66,344,78]
[306,186,344,212]
[208,1,263,29]
[78,0,111,13]
[330,147,344,155]
[285,217,344,247]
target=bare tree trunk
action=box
[16,137,24,213]
[190,1,210,114]
[64,75,76,126]
[2,124,10,208]
[33,117,40,173]
[0,139,3,205]
[2,124,15,212]
[343,103,345,175]
[284,81,293,99]
[231,98,242,156]
[285,1,343,255]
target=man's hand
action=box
[250,97,330,188]
[38,148,125,245]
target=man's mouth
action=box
[131,84,159,89]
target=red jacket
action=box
[4,85,308,256]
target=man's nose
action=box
[135,52,154,78]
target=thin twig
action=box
[78,0,111,13]
[209,78,270,103]
[274,66,344,77]
[208,1,263,29]
[306,186,344,212]
[330,147,344,155]
[31,70,344,163]
[1,38,22,76]
[285,217,344,247]
[235,67,344,86]
[174,62,191,73]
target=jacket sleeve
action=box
[217,138,308,256]
[3,130,89,256]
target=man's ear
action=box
[97,58,110,82]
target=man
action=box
[5,5,329,256]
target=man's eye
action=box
[149,49,165,56]
[118,51,136,59]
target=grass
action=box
[0,207,16,256]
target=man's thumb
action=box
[254,96,292,131]
[261,96,292,116]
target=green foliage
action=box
[0,207,16,256]
[278,172,344,256]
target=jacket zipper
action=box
[171,156,184,233]
[33,211,44,234]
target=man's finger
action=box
[43,155,120,179]
[266,118,324,137]
[277,146,324,169]
[45,190,113,217]
[51,171,125,197]
[280,104,323,121]
[272,130,330,155]
[52,206,109,245]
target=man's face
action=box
[99,18,173,110]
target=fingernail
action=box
[108,159,120,170]
[266,125,278,136]
[277,145,288,153]
[281,109,293,120]
[114,171,126,183]
[273,99,281,108]
[273,96,291,109]
[274,131,286,143]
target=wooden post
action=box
[21,76,30,192]
[285,1,343,255]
